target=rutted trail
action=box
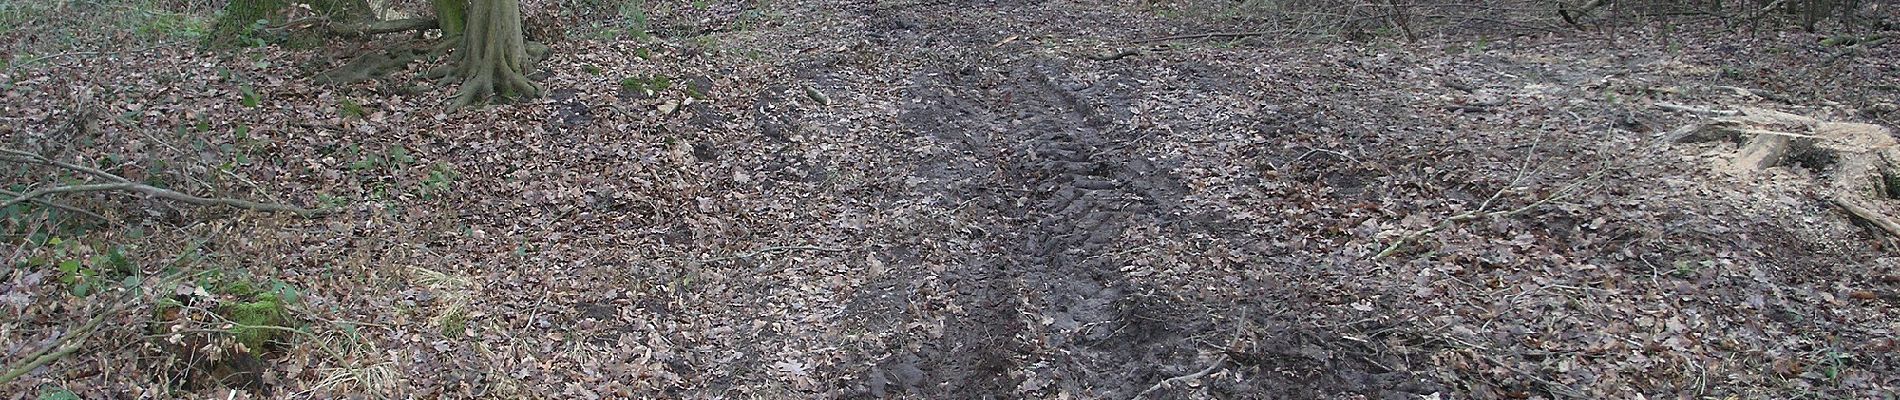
[896,57,1195,397]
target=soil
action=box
[2,0,1898,399]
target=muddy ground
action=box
[2,0,1898,399]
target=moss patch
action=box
[207,0,374,48]
[147,274,303,390]
[223,289,291,352]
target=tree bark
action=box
[450,0,538,108]
[433,0,467,38]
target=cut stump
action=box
[1664,105,1900,238]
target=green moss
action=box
[207,0,373,48]
[207,0,287,47]
[224,291,290,353]
[439,309,467,338]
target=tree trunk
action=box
[433,0,467,38]
[450,0,538,108]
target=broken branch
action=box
[0,188,110,223]
[0,148,328,218]
[1654,102,1739,117]
[1830,197,1900,239]
[1131,30,1289,44]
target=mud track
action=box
[826,53,1436,397]
[898,58,1190,398]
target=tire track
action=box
[893,58,1192,398]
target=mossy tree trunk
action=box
[433,0,467,38]
[448,0,538,108]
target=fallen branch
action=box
[2,182,323,217]
[1654,102,1739,117]
[0,327,93,385]
[1131,30,1290,44]
[0,188,110,223]
[685,245,853,265]
[1130,355,1228,399]
[0,272,171,385]
[0,148,327,218]
[1830,197,1900,239]
[1085,49,1141,61]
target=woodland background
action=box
[2,0,1898,398]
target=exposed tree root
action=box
[1130,355,1228,399]
[449,0,539,109]
[328,18,438,35]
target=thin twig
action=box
[1131,30,1297,44]
[0,271,180,385]
[1130,355,1229,399]
[0,188,111,223]
[1,148,326,217]
[693,245,852,264]
[1373,166,1607,260]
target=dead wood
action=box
[1085,48,1141,61]
[0,148,327,218]
[1654,102,1739,117]
[1730,130,1802,171]
[1832,197,1900,239]
[0,272,166,385]
[0,188,110,222]
[1131,30,1289,44]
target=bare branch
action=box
[1,148,328,218]
[1831,197,1900,239]
[1373,165,1608,260]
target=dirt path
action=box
[808,3,1447,397]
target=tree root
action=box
[329,18,438,36]
[447,0,538,109]
[1129,355,1228,399]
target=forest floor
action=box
[3,0,1899,399]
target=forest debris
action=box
[1831,197,1900,239]
[1660,122,1743,143]
[1717,85,1793,103]
[1130,355,1227,400]
[1728,130,1799,172]
[1668,108,1900,241]
[1654,102,1739,116]
[1131,30,1287,44]
[1085,48,1141,61]
[0,148,328,218]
